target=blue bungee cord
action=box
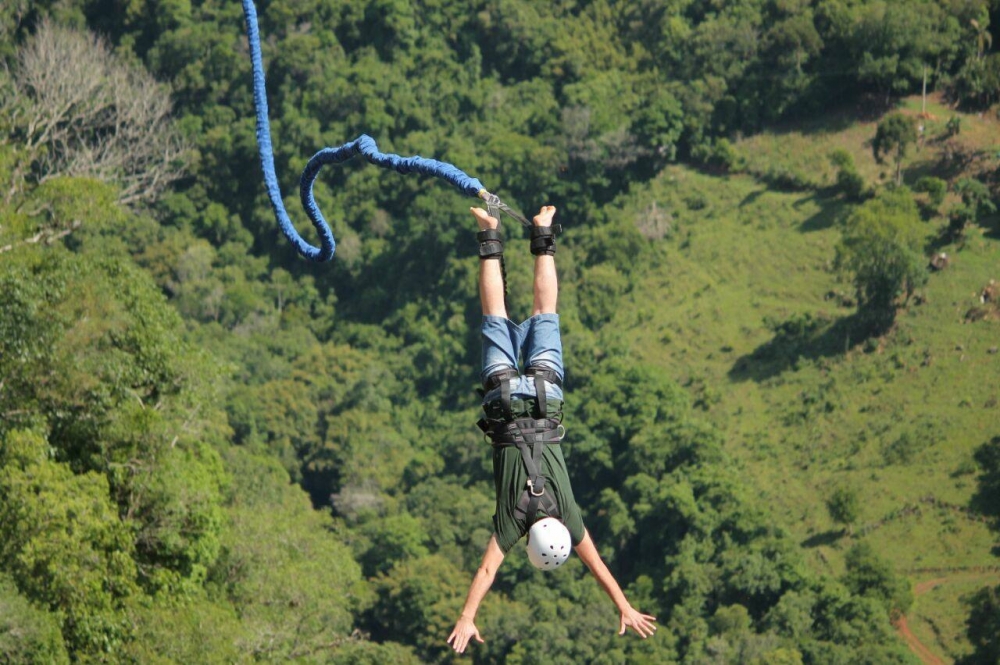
[240,0,530,262]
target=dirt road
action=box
[895,611,946,665]
[895,573,1000,665]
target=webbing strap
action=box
[483,191,532,228]
[525,366,563,388]
[527,366,563,419]
[487,418,563,528]
[533,373,547,420]
[530,427,546,508]
[488,419,563,445]
[483,367,519,391]
[500,377,513,421]
[515,490,559,523]
[517,439,552,529]
[476,228,503,259]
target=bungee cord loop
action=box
[241,0,530,262]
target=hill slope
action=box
[596,96,1000,662]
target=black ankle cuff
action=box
[529,224,561,256]
[477,228,504,259]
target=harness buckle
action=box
[527,479,545,497]
[479,190,532,228]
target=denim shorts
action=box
[480,313,564,404]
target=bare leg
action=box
[532,206,558,316]
[472,207,507,318]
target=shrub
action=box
[952,53,1000,109]
[842,542,914,615]
[829,150,866,201]
[835,188,928,334]
[827,486,860,531]
[945,115,961,137]
[914,176,947,211]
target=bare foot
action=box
[471,207,499,231]
[533,206,556,227]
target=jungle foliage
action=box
[1,0,998,662]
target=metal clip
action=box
[478,189,531,228]
[527,479,546,497]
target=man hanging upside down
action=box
[447,205,657,654]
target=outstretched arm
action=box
[574,530,657,638]
[448,535,506,654]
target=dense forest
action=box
[1,0,999,662]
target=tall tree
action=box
[872,113,917,186]
[826,486,861,534]
[836,187,928,334]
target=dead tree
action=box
[2,18,188,206]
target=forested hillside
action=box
[1,0,999,662]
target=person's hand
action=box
[533,205,556,227]
[470,207,499,231]
[447,616,484,654]
[619,605,657,638]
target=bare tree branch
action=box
[3,18,189,207]
[0,219,81,253]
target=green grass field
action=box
[604,96,1000,661]
[907,573,997,662]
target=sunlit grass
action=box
[907,573,1000,662]
[599,97,1000,658]
[735,93,1000,195]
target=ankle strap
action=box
[529,224,561,256]
[477,228,504,259]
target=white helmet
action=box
[526,518,572,570]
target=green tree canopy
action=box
[836,187,928,333]
[872,113,918,186]
[827,486,861,532]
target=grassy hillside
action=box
[597,96,1000,662]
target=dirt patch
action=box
[895,613,946,665]
[913,578,949,596]
[896,572,1000,664]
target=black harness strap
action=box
[488,417,563,528]
[533,373,547,419]
[478,367,519,426]
[479,368,566,529]
[525,366,562,387]
[483,367,520,391]
[523,423,548,524]
[500,377,513,421]
[526,366,561,419]
[530,224,562,256]
[490,418,563,444]
[476,228,504,258]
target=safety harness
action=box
[476,215,564,529]
[478,367,565,529]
